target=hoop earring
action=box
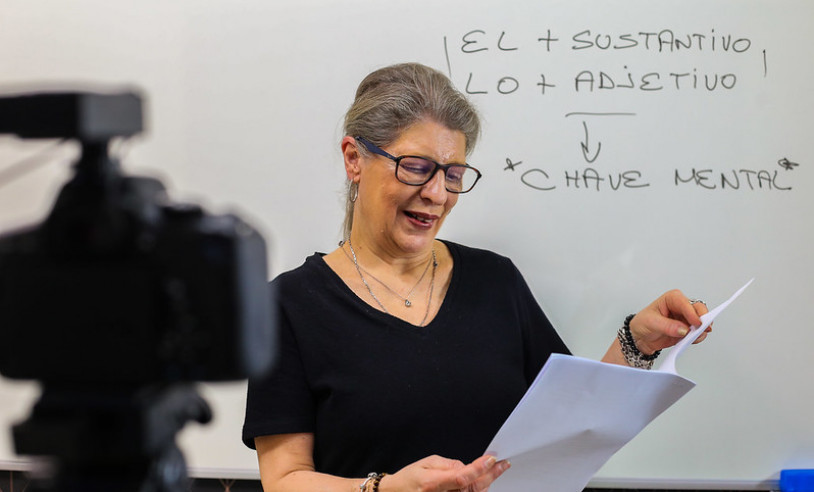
[350,182,359,203]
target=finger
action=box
[664,290,703,328]
[467,458,511,491]
[693,301,715,326]
[420,454,461,467]
[692,301,710,317]
[638,309,690,339]
[443,455,500,490]
[693,326,713,344]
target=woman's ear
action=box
[341,136,362,182]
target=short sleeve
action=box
[242,291,315,449]
[508,261,571,384]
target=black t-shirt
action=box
[243,240,569,477]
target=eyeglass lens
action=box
[397,157,478,192]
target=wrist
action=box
[359,472,388,492]
[375,474,393,492]
[627,314,659,355]
[617,314,661,369]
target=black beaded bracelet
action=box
[617,314,661,369]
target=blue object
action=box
[780,469,814,492]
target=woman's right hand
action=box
[379,454,511,492]
[255,433,510,492]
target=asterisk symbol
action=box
[778,158,799,171]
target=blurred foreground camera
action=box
[0,89,276,491]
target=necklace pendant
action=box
[405,300,412,307]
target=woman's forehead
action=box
[388,121,466,162]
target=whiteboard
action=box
[1,0,812,488]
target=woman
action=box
[243,63,709,492]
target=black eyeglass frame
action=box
[355,136,482,193]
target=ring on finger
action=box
[689,298,706,305]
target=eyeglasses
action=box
[355,136,482,193]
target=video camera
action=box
[0,89,276,491]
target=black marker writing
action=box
[444,36,453,79]
[571,29,752,53]
[580,121,601,163]
[511,163,650,192]
[574,67,737,92]
[461,29,489,53]
[565,112,637,118]
[504,158,522,171]
[465,73,487,95]
[498,31,519,51]
[537,29,559,51]
[521,168,556,191]
[763,49,768,77]
[537,74,555,95]
[778,158,799,171]
[675,168,792,190]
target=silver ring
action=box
[689,298,706,305]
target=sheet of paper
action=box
[485,280,753,492]
[485,355,695,492]
[658,278,753,374]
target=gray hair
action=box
[341,62,481,239]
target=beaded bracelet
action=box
[617,314,661,370]
[360,472,387,491]
[372,473,386,491]
[359,473,376,491]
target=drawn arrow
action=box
[580,121,601,163]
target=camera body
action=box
[0,91,275,385]
[0,88,275,491]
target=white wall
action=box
[1,0,812,487]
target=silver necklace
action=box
[340,240,432,307]
[345,238,437,326]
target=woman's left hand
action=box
[629,289,710,355]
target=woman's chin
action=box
[393,232,437,254]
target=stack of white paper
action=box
[485,279,753,492]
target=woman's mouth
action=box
[405,211,435,225]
